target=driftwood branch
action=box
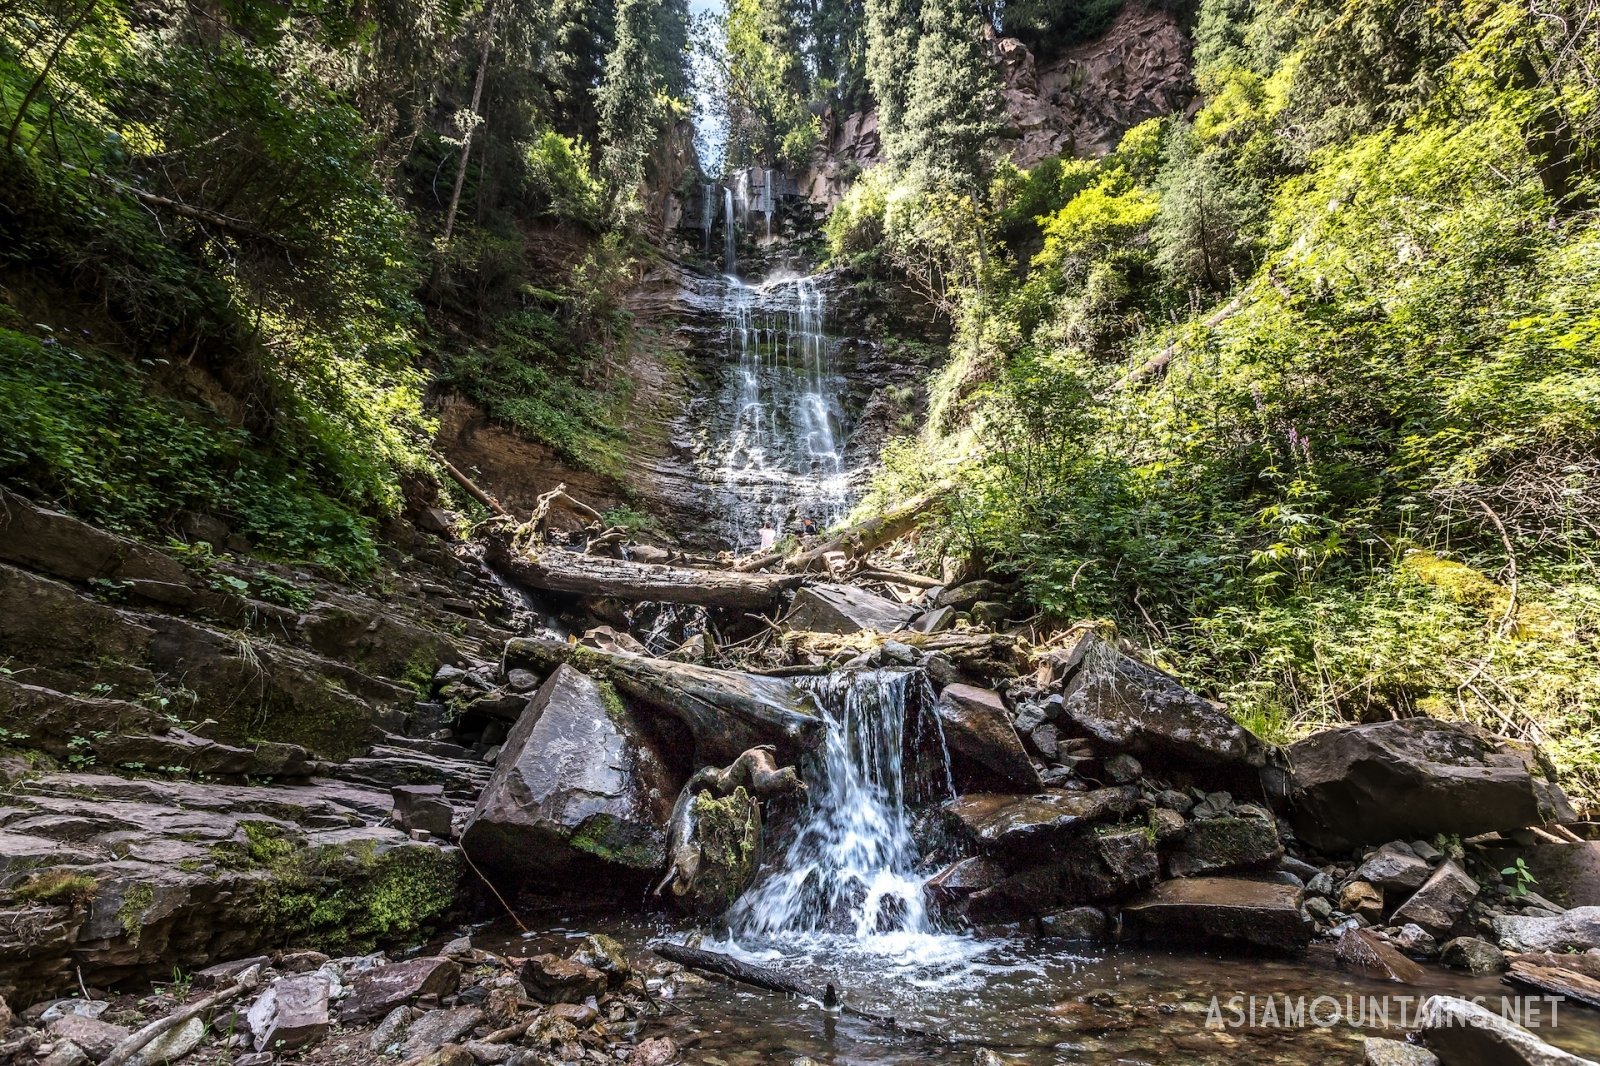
[783,629,1024,678]
[652,944,836,1006]
[102,966,262,1066]
[785,481,957,574]
[435,452,510,516]
[856,567,943,589]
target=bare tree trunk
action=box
[5,0,98,152]
[441,0,497,245]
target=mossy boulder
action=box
[676,787,762,917]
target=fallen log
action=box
[653,943,836,1006]
[786,480,957,573]
[487,540,806,610]
[783,629,1026,679]
[856,567,943,590]
[504,638,823,763]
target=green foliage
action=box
[998,0,1127,57]
[723,0,819,167]
[13,870,98,906]
[524,129,607,226]
[857,0,1600,799]
[0,329,380,574]
[895,0,1003,191]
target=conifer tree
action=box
[896,0,1001,190]
[864,0,919,155]
[598,0,663,217]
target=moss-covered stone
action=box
[684,787,761,917]
[568,813,665,870]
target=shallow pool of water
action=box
[474,915,1600,1065]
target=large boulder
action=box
[1277,717,1575,853]
[341,957,461,1022]
[783,584,916,634]
[247,974,331,1052]
[933,684,1040,793]
[944,787,1140,861]
[1122,877,1312,953]
[460,665,678,887]
[961,827,1158,921]
[1061,635,1265,769]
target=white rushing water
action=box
[725,669,971,967]
[714,272,850,548]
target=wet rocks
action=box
[924,857,1008,917]
[784,583,917,634]
[933,684,1040,792]
[1356,843,1433,892]
[518,955,607,1004]
[1491,906,1600,953]
[1060,635,1265,769]
[1418,995,1589,1065]
[1123,877,1312,953]
[1340,881,1386,924]
[460,664,676,886]
[962,828,1159,921]
[944,787,1140,860]
[1392,861,1480,938]
[1439,936,1507,975]
[1164,814,1282,878]
[342,956,461,1022]
[1363,1037,1439,1066]
[391,784,455,840]
[1036,906,1111,941]
[246,973,330,1052]
[1277,717,1575,853]
[1334,927,1425,983]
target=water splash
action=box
[727,669,956,954]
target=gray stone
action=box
[1280,856,1320,881]
[1306,871,1336,897]
[518,955,606,1004]
[1165,816,1282,878]
[1036,906,1111,941]
[369,1005,416,1053]
[46,1015,130,1060]
[1278,718,1576,853]
[342,956,460,1022]
[1393,861,1480,938]
[1364,1037,1439,1066]
[1305,896,1333,922]
[1103,753,1142,784]
[402,1007,484,1058]
[1419,995,1589,1065]
[40,1000,110,1023]
[1335,927,1425,983]
[934,684,1040,792]
[1061,634,1265,768]
[1492,907,1600,953]
[1439,936,1507,974]
[247,974,330,1052]
[1410,839,1444,863]
[1395,924,1438,956]
[910,606,956,634]
[391,785,454,839]
[459,664,675,885]
[1155,789,1193,815]
[1030,722,1060,758]
[39,1043,91,1066]
[785,584,917,634]
[1357,843,1433,892]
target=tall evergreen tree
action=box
[864,0,919,154]
[598,0,663,215]
[896,0,1001,189]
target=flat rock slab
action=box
[945,787,1140,860]
[784,583,917,634]
[1165,815,1282,877]
[934,684,1040,793]
[46,1015,130,1059]
[1122,877,1311,954]
[1334,927,1425,983]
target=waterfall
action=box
[723,187,736,275]
[701,182,713,253]
[716,273,848,547]
[728,669,953,944]
[762,169,774,240]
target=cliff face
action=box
[799,3,1194,206]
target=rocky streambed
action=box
[4,488,1600,1066]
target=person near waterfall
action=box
[801,515,818,538]
[757,521,777,552]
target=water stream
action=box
[711,272,849,549]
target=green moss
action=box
[687,787,761,916]
[243,821,298,865]
[595,679,626,723]
[13,870,98,906]
[568,813,664,870]
[253,840,460,953]
[119,883,155,937]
